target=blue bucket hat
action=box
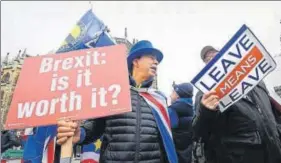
[127,40,163,71]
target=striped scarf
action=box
[79,88,178,163]
[138,88,178,163]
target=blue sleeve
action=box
[78,127,86,144]
[168,108,179,128]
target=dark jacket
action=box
[79,77,168,163]
[192,82,281,163]
[1,130,21,153]
[169,98,194,163]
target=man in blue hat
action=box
[169,82,194,163]
[56,40,178,163]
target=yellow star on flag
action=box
[94,139,102,152]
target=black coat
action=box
[169,98,194,163]
[192,82,281,163]
[80,87,168,163]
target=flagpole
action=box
[89,1,93,10]
[60,137,73,163]
[60,119,73,163]
[60,4,94,162]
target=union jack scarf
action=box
[137,87,178,163]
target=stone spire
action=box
[3,52,10,65]
[124,27,128,39]
[21,48,27,58]
[15,50,22,61]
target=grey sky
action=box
[1,1,281,95]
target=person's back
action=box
[1,130,21,153]
[169,82,194,163]
[1,131,10,153]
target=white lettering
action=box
[49,98,60,115]
[57,76,69,91]
[69,91,82,111]
[18,102,36,118]
[39,51,106,73]
[39,58,53,73]
[35,100,49,117]
[62,58,73,70]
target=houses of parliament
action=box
[0,29,158,129]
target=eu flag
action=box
[56,9,116,53]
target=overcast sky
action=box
[1,1,281,96]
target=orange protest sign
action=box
[214,46,263,99]
[5,44,131,130]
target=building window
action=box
[2,73,10,83]
[1,91,4,106]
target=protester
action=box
[56,40,178,163]
[192,45,281,163]
[169,82,194,163]
[22,9,116,163]
[1,130,21,153]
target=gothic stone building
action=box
[1,50,31,129]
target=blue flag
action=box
[23,9,117,163]
[56,9,116,53]
[80,138,102,163]
[23,125,57,163]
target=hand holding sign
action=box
[191,24,277,112]
[201,91,219,110]
[57,120,81,145]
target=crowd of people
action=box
[55,40,281,163]
[2,40,281,163]
[1,130,22,153]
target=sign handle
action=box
[60,136,73,163]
